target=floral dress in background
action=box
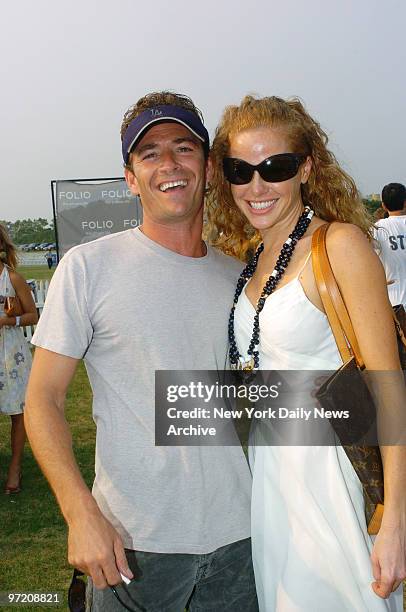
[0,266,32,415]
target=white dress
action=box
[0,266,32,415]
[234,264,403,611]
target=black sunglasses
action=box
[222,153,306,185]
[68,570,86,612]
[68,569,147,612]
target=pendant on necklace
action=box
[231,356,255,371]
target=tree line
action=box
[363,199,381,216]
[0,218,55,245]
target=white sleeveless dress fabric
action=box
[0,266,32,415]
[234,270,402,611]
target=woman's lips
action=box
[247,199,278,213]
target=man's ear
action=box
[381,202,388,213]
[125,166,140,196]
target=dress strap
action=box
[296,250,312,278]
[2,266,14,296]
[0,266,7,301]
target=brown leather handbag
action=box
[312,223,406,535]
[4,295,23,317]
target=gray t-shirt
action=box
[32,228,252,554]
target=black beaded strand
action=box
[229,206,314,371]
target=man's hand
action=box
[371,523,406,598]
[68,505,134,589]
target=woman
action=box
[208,96,405,611]
[0,224,38,493]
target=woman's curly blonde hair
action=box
[206,95,373,259]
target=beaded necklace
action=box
[229,206,314,371]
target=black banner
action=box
[53,178,142,257]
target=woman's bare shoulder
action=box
[326,221,372,259]
[9,269,30,290]
[326,220,368,243]
[324,222,383,287]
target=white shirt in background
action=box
[374,215,406,306]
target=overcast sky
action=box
[1,0,405,221]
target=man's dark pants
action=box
[87,537,258,611]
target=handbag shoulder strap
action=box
[311,223,365,368]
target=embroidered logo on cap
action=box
[150,109,163,117]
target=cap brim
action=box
[127,117,205,158]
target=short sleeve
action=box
[31,249,93,359]
[373,222,387,250]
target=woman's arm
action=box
[326,222,406,598]
[9,270,38,326]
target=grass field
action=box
[0,360,94,611]
[18,265,55,282]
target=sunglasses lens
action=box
[260,155,301,182]
[223,158,253,185]
[223,154,304,185]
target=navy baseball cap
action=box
[122,105,210,164]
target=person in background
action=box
[45,250,53,270]
[0,224,38,493]
[375,183,406,307]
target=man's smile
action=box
[159,179,188,192]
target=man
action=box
[25,92,257,611]
[375,182,406,307]
[45,250,53,269]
